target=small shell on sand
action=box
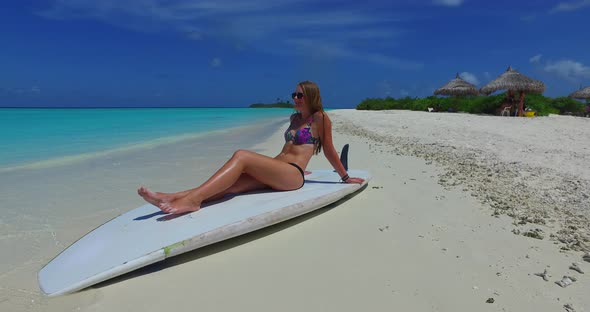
[534,269,550,281]
[522,228,544,240]
[564,303,576,312]
[569,262,584,274]
[555,276,577,288]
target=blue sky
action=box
[1,0,589,108]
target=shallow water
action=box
[0,108,291,170]
[0,116,288,311]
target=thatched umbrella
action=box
[434,73,479,96]
[569,86,590,101]
[480,66,545,116]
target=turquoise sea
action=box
[0,108,292,171]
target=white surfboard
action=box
[38,169,371,296]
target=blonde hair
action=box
[298,80,324,114]
[298,80,324,155]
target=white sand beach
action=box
[1,110,589,312]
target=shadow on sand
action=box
[90,184,367,291]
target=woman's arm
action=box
[316,112,364,184]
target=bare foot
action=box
[137,186,177,208]
[160,194,203,214]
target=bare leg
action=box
[205,173,269,202]
[141,150,303,214]
[137,187,190,207]
[160,150,303,214]
[138,172,268,207]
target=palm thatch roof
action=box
[480,66,545,95]
[434,73,479,96]
[569,86,590,99]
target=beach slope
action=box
[1,110,588,312]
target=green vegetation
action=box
[250,97,294,108]
[356,92,587,116]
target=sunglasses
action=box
[291,92,304,99]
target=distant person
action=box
[138,81,365,214]
[499,90,517,116]
[506,90,516,104]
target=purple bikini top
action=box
[284,114,319,145]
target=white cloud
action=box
[210,57,222,67]
[38,0,304,20]
[285,38,423,70]
[460,72,479,86]
[36,0,420,71]
[529,54,542,63]
[550,0,590,13]
[543,59,590,80]
[378,80,394,96]
[433,0,464,7]
[366,53,423,70]
[400,89,409,96]
[0,86,41,96]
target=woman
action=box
[138,81,365,214]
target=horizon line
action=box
[0,106,346,109]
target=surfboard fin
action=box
[339,144,349,171]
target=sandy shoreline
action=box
[331,110,590,253]
[1,109,589,311]
[0,119,287,311]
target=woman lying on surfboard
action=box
[138,80,365,214]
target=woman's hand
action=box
[345,177,365,184]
